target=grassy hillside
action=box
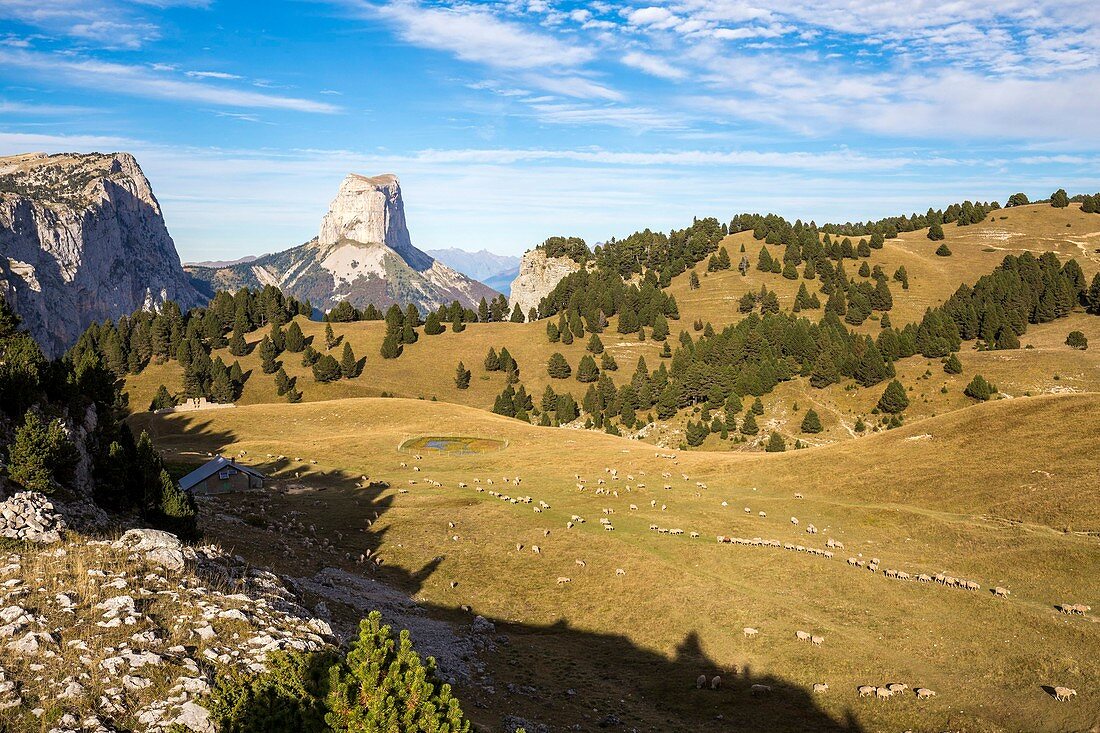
[124,203,1100,459]
[669,202,1100,333]
[133,393,1100,732]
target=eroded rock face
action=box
[0,152,202,357]
[187,173,500,314]
[509,247,581,318]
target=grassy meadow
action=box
[132,393,1100,732]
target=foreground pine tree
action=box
[765,432,786,452]
[454,361,471,389]
[339,341,358,378]
[964,374,996,401]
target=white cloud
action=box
[185,70,243,80]
[370,0,594,70]
[0,49,341,114]
[621,51,685,80]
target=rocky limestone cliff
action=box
[0,152,202,357]
[187,173,499,313]
[509,247,582,317]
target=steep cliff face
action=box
[187,173,499,313]
[509,247,582,317]
[0,152,202,356]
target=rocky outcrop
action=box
[0,528,334,731]
[0,491,66,543]
[187,174,500,314]
[509,247,582,318]
[0,152,203,357]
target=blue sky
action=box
[2,1,1099,261]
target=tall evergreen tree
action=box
[258,336,279,374]
[800,409,822,433]
[284,321,306,352]
[547,352,571,379]
[765,432,786,452]
[877,379,910,414]
[454,361,471,389]
[340,341,358,378]
[576,354,600,382]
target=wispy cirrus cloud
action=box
[0,49,341,114]
[0,0,209,49]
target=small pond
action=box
[400,436,506,455]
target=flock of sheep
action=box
[392,453,1088,708]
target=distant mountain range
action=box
[425,248,520,295]
[186,173,500,313]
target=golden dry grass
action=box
[133,391,1100,733]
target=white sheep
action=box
[743,627,759,638]
[791,517,799,525]
[810,635,824,646]
[993,586,1011,598]
[915,688,936,700]
[751,684,772,696]
[813,683,828,694]
[615,568,625,576]
[875,687,893,701]
[857,685,876,697]
[1054,687,1077,702]
[710,675,721,690]
[556,576,571,584]
[886,683,907,693]
[795,630,811,641]
[532,546,541,554]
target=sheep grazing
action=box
[566,521,574,529]
[813,683,828,694]
[710,676,721,690]
[696,675,706,689]
[795,630,811,642]
[794,492,804,499]
[615,568,626,576]
[532,546,541,554]
[751,684,772,696]
[847,557,858,566]
[992,586,1011,598]
[915,688,936,700]
[556,577,571,585]
[690,531,700,538]
[543,529,551,537]
[857,685,876,698]
[806,524,817,534]
[1053,687,1077,702]
[791,517,799,525]
[875,687,893,701]
[744,507,751,513]
[743,627,759,638]
[965,580,980,591]
[449,581,458,589]
[810,635,824,646]
[515,544,524,552]
[629,504,638,511]
[886,683,907,693]
[604,524,615,531]
[1072,604,1092,615]
[576,559,586,567]
[758,511,767,518]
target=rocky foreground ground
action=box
[0,490,335,732]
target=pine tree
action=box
[556,393,579,423]
[155,468,198,539]
[656,384,679,419]
[325,323,337,349]
[340,341,358,378]
[928,222,945,241]
[228,330,248,357]
[312,354,341,382]
[510,303,525,323]
[454,361,472,389]
[751,397,764,415]
[324,611,471,732]
[576,354,599,383]
[380,333,402,359]
[7,411,75,493]
[660,341,672,358]
[424,311,444,335]
[964,374,996,401]
[149,385,177,411]
[877,379,910,414]
[451,310,465,333]
[943,353,963,374]
[740,412,759,435]
[587,333,604,354]
[284,321,306,352]
[1066,330,1089,350]
[689,271,700,290]
[600,351,618,371]
[301,345,321,366]
[210,368,235,403]
[269,322,286,353]
[1050,188,1069,208]
[547,352,571,379]
[258,336,279,374]
[935,242,952,256]
[546,321,560,343]
[274,367,291,396]
[765,432,786,452]
[484,347,501,371]
[478,297,490,323]
[800,409,822,433]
